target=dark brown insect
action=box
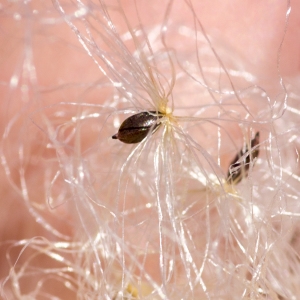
[227,132,260,184]
[112,111,163,144]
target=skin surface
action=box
[0,0,300,298]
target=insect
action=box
[112,111,163,144]
[227,132,260,184]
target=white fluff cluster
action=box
[1,0,300,299]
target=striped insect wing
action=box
[112,111,163,144]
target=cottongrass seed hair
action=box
[1,0,300,299]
